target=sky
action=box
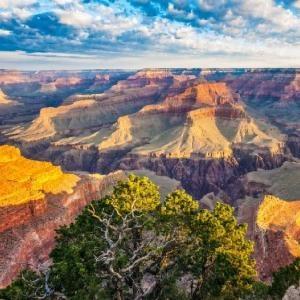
[0,0,300,70]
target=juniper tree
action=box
[0,175,257,300]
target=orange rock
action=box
[0,145,79,207]
[257,195,300,257]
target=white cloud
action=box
[53,0,74,5]
[0,29,11,36]
[0,0,36,9]
[53,1,300,63]
[238,0,300,32]
[57,9,93,27]
[197,0,226,11]
[294,1,300,9]
[0,0,299,69]
[56,3,140,37]
[0,0,36,20]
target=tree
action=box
[161,193,256,299]
[269,258,300,299]
[0,174,257,300]
[0,269,63,300]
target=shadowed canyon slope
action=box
[1,68,300,282]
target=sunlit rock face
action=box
[0,89,18,106]
[237,162,300,280]
[0,145,127,288]
[207,69,300,156]
[11,69,183,142]
[254,195,300,280]
[0,145,79,207]
[257,195,300,257]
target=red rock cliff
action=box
[0,145,127,288]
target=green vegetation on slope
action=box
[0,175,257,300]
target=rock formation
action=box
[0,145,127,288]
[283,284,300,300]
[1,68,300,281]
[5,73,287,201]
[237,162,300,280]
[0,89,18,106]
[253,195,300,281]
[0,145,79,207]
[257,195,300,258]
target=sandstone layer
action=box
[237,162,300,280]
[0,145,79,207]
[0,145,127,288]
[0,89,18,106]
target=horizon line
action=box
[1,67,300,72]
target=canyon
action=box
[0,145,127,288]
[0,68,300,285]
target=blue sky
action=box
[0,0,300,69]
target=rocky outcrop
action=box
[283,284,300,300]
[237,162,300,280]
[0,145,80,207]
[0,89,18,106]
[257,196,300,258]
[254,196,300,280]
[0,145,127,288]
[238,196,296,281]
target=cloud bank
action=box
[0,0,299,69]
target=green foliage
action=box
[50,205,108,299]
[270,257,300,299]
[175,203,256,300]
[162,190,199,216]
[245,281,270,300]
[0,270,54,300]
[108,174,160,214]
[1,174,258,300]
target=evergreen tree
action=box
[0,175,257,300]
[269,258,300,299]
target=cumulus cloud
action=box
[0,29,11,36]
[294,0,300,9]
[53,0,74,5]
[0,0,37,9]
[57,9,93,27]
[0,0,299,68]
[238,0,300,32]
